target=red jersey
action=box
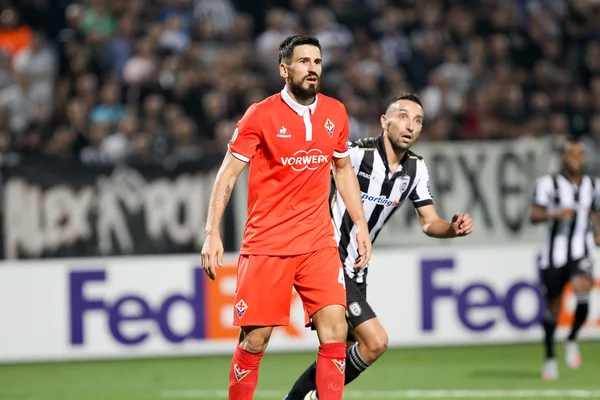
[229,87,350,256]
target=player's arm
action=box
[591,210,600,245]
[201,104,260,280]
[530,205,573,224]
[416,205,472,238]
[332,155,372,268]
[410,159,471,238]
[529,175,573,224]
[201,152,247,280]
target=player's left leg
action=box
[539,266,567,381]
[285,272,384,400]
[565,258,594,369]
[230,254,295,399]
[295,247,348,400]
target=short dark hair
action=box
[560,136,583,154]
[385,93,423,116]
[278,35,321,65]
[388,93,422,108]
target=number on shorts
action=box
[338,267,346,288]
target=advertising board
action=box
[1,243,599,363]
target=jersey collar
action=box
[281,86,318,116]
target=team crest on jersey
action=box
[233,364,252,382]
[235,299,248,318]
[348,302,362,316]
[332,359,346,374]
[325,119,335,137]
[399,175,411,193]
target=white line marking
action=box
[161,389,600,398]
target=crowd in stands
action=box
[0,0,599,166]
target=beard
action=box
[288,73,320,101]
[389,135,411,153]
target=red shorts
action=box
[233,246,346,327]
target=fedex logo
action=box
[69,265,304,347]
[361,192,398,208]
[69,269,207,345]
[421,259,543,332]
[281,149,329,171]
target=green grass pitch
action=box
[1,342,599,400]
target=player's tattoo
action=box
[223,185,232,205]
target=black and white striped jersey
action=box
[330,134,433,283]
[533,173,600,269]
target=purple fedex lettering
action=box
[69,268,206,346]
[421,259,542,332]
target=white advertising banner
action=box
[367,246,600,347]
[0,255,318,363]
[1,244,599,363]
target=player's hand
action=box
[201,233,224,280]
[451,212,473,237]
[354,226,372,268]
[555,209,576,220]
[595,233,600,246]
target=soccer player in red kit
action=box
[201,35,372,400]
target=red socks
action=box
[228,343,345,400]
[316,342,347,400]
[228,345,264,400]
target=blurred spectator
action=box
[256,9,297,77]
[109,16,137,82]
[0,8,32,58]
[80,120,112,164]
[90,82,126,125]
[102,113,138,162]
[0,73,39,133]
[583,114,600,175]
[123,40,156,86]
[79,0,116,40]
[159,14,191,53]
[0,0,597,164]
[12,30,56,104]
[45,125,77,159]
[0,52,14,92]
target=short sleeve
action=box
[333,108,350,159]
[228,104,262,162]
[532,175,553,207]
[409,159,434,208]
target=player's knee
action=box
[239,330,270,353]
[313,304,348,343]
[365,331,388,359]
[572,275,593,293]
[330,320,349,343]
[546,297,561,317]
[319,319,348,343]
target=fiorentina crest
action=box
[235,299,248,318]
[325,119,335,137]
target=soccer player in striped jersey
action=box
[531,138,599,381]
[283,93,473,400]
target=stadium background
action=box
[0,0,599,399]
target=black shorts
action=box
[540,258,594,300]
[310,272,377,340]
[344,273,377,342]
